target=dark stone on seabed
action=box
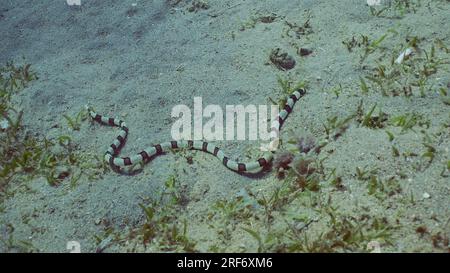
[298,47,313,56]
[269,48,296,71]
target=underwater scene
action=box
[0,0,449,253]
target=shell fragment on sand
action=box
[0,118,9,130]
[395,48,413,64]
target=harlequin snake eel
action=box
[85,88,305,173]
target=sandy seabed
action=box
[0,0,449,252]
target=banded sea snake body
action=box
[86,88,306,173]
